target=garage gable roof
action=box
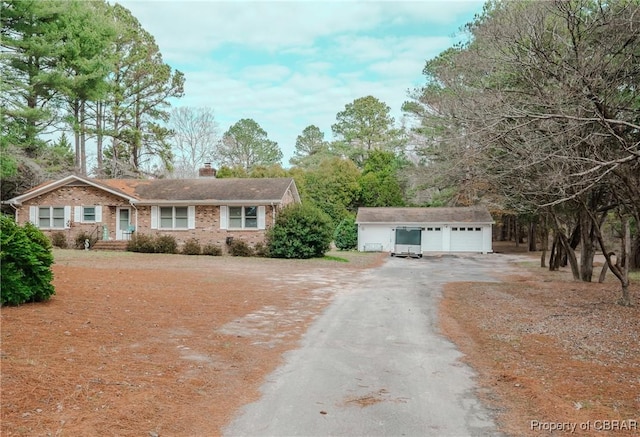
[356,206,493,224]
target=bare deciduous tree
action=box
[168,107,219,178]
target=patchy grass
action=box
[322,255,349,262]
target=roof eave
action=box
[7,175,138,205]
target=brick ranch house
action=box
[4,173,301,251]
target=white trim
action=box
[220,206,228,230]
[258,206,266,229]
[188,206,196,229]
[64,206,71,229]
[29,206,38,226]
[116,207,131,240]
[73,205,102,224]
[157,206,191,230]
[151,206,158,229]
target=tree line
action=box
[403,0,640,304]
[2,0,638,303]
[1,0,184,195]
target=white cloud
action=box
[114,0,485,164]
[239,64,291,83]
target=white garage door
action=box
[450,226,484,252]
[423,226,443,251]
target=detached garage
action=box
[356,206,493,256]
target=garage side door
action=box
[423,226,443,251]
[450,226,484,252]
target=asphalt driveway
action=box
[224,254,520,437]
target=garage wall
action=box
[358,223,493,254]
[358,224,394,252]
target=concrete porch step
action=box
[92,240,129,251]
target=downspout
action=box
[9,202,19,222]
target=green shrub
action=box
[267,203,333,259]
[182,238,202,255]
[154,235,177,254]
[202,243,222,256]
[75,231,97,249]
[334,216,358,250]
[50,231,68,248]
[229,239,254,257]
[127,233,156,253]
[1,216,55,305]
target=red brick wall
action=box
[16,185,130,247]
[14,184,293,252]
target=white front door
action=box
[116,207,131,240]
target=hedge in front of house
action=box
[267,203,333,259]
[126,234,178,254]
[1,215,55,305]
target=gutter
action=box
[134,199,284,206]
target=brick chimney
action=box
[198,162,216,178]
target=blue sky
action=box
[118,0,486,165]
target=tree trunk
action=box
[579,210,595,282]
[551,213,580,280]
[540,215,548,268]
[631,231,640,270]
[80,100,87,175]
[529,220,537,252]
[73,100,81,173]
[96,101,103,175]
[500,214,508,241]
[593,213,633,307]
[619,218,632,306]
[560,231,581,281]
[549,234,559,271]
[598,255,610,283]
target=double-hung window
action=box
[39,207,65,228]
[74,205,102,223]
[228,206,258,229]
[83,206,96,222]
[160,206,189,229]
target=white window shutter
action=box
[95,206,102,222]
[220,206,227,230]
[258,206,266,229]
[74,206,82,222]
[188,206,196,229]
[29,206,38,226]
[64,206,71,228]
[151,206,158,229]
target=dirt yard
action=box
[0,249,384,436]
[1,246,638,436]
[441,243,640,436]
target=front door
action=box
[116,207,131,240]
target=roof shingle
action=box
[97,178,296,202]
[356,207,493,224]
